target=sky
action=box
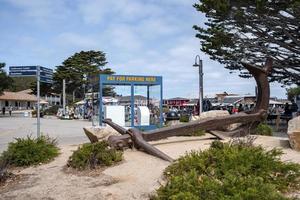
[0,0,288,99]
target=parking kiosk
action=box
[99,74,163,130]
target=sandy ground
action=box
[0,134,300,200]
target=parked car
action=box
[165,111,180,121]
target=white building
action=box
[0,89,60,110]
[0,90,37,110]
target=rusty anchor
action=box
[102,58,273,162]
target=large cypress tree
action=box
[53,50,114,100]
[194,0,300,85]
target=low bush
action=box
[1,136,59,167]
[67,141,123,170]
[179,115,189,123]
[43,105,60,116]
[153,140,300,200]
[256,122,273,136]
[31,110,44,118]
[190,129,205,136]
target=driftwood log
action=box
[103,58,273,162]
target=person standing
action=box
[291,99,299,118]
[232,106,238,114]
[2,107,5,115]
[9,106,12,116]
[238,104,244,112]
[284,102,291,116]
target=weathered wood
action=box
[83,127,99,143]
[242,57,272,113]
[107,134,132,149]
[127,128,174,162]
[0,159,9,183]
[143,110,266,141]
[103,119,127,135]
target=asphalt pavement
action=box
[0,116,91,153]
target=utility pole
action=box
[193,55,204,115]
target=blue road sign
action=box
[40,72,53,78]
[9,65,53,83]
[40,66,53,73]
[40,68,53,83]
[9,66,37,71]
[9,71,37,76]
[9,65,54,138]
[40,77,53,84]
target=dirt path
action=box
[0,135,299,200]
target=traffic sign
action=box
[40,66,53,73]
[40,72,53,78]
[40,77,53,84]
[9,65,54,138]
[9,66,37,71]
[9,65,53,83]
[9,71,37,76]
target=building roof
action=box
[118,95,148,102]
[166,97,189,101]
[269,100,284,105]
[182,99,198,106]
[215,92,239,97]
[222,97,243,105]
[0,91,37,102]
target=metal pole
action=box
[130,84,135,127]
[147,85,150,107]
[159,78,163,127]
[99,78,103,126]
[199,60,203,114]
[63,79,66,116]
[37,66,40,137]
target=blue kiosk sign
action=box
[99,74,163,129]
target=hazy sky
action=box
[0,0,288,98]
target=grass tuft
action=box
[190,129,206,136]
[179,115,190,123]
[255,122,273,136]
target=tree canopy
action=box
[53,50,114,100]
[0,63,13,94]
[10,77,36,92]
[286,86,300,100]
[30,82,53,97]
[193,0,300,85]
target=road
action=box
[0,116,91,153]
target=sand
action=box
[0,134,299,200]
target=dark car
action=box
[165,111,180,120]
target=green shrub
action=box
[256,123,273,136]
[153,141,300,200]
[190,129,205,136]
[31,110,44,118]
[43,105,60,115]
[179,115,189,123]
[1,136,59,167]
[67,141,123,170]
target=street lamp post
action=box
[193,55,204,115]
